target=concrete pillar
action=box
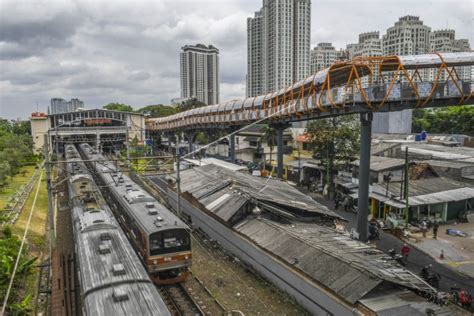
[274,124,289,179]
[187,131,196,158]
[175,134,180,157]
[357,112,373,242]
[168,133,173,154]
[229,133,236,163]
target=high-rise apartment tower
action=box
[180,44,219,105]
[247,0,311,97]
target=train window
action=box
[149,229,190,256]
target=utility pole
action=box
[175,134,181,217]
[404,146,409,229]
[43,134,54,279]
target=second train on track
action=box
[78,143,192,284]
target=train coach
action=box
[64,144,170,315]
[78,143,192,284]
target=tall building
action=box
[376,17,430,134]
[180,44,219,105]
[430,30,471,81]
[347,31,383,60]
[247,9,265,97]
[49,98,84,114]
[310,42,338,73]
[246,0,311,97]
[69,98,84,112]
[382,16,431,56]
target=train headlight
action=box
[153,260,157,264]
[184,256,189,260]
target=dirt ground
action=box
[190,234,309,315]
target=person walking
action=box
[433,221,439,239]
[421,220,427,238]
[401,243,411,264]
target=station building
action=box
[30,109,145,154]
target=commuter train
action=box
[64,144,170,315]
[78,143,192,284]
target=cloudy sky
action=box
[0,0,472,119]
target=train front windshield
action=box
[149,229,190,256]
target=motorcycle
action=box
[368,222,380,240]
[420,265,441,288]
[388,248,406,266]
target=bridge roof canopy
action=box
[379,52,474,71]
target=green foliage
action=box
[103,102,134,112]
[8,294,32,316]
[195,132,209,144]
[0,121,34,188]
[412,106,474,135]
[137,104,178,118]
[0,234,36,312]
[306,115,360,190]
[260,126,277,165]
[2,225,12,238]
[176,98,207,112]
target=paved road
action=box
[306,190,474,294]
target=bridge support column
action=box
[175,133,180,157]
[96,132,100,153]
[274,123,290,179]
[229,133,236,164]
[167,132,174,154]
[187,131,196,158]
[357,112,373,243]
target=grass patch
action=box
[11,170,48,312]
[12,171,48,249]
[0,165,37,210]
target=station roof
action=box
[48,108,142,117]
[176,164,345,222]
[235,217,432,305]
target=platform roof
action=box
[176,164,345,222]
[235,217,432,305]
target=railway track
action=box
[159,282,204,316]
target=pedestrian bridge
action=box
[148,52,474,132]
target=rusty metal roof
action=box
[234,217,432,305]
[177,164,345,222]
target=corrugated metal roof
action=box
[406,187,474,206]
[234,217,432,305]
[385,177,468,197]
[422,159,474,169]
[176,164,344,222]
[359,290,457,316]
[353,156,406,172]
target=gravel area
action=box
[191,233,309,315]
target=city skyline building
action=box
[180,44,220,105]
[49,98,84,114]
[246,0,311,97]
[310,42,338,73]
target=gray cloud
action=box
[0,0,472,119]
[0,12,83,60]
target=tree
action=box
[136,104,178,118]
[412,106,474,135]
[176,98,207,112]
[306,115,360,197]
[260,126,277,170]
[103,103,134,112]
